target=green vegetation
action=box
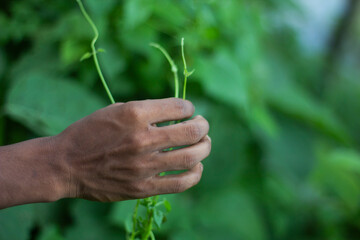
[1,0,360,240]
[76,1,192,238]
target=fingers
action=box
[153,136,211,172]
[149,163,204,195]
[151,115,209,150]
[125,98,195,124]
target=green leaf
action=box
[153,209,164,229]
[0,205,35,240]
[38,225,64,240]
[196,189,266,240]
[163,200,172,212]
[266,80,350,144]
[311,148,360,211]
[123,0,153,29]
[97,48,106,53]
[65,200,121,240]
[61,39,88,64]
[186,69,195,77]
[124,215,133,234]
[195,50,248,111]
[5,73,106,136]
[0,48,6,79]
[80,52,92,61]
[109,200,138,228]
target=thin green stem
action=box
[181,38,188,100]
[76,0,115,104]
[141,195,159,240]
[142,208,154,240]
[149,231,155,240]
[129,200,140,240]
[150,43,179,98]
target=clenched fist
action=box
[0,98,211,209]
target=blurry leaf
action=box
[312,148,360,211]
[10,47,61,82]
[267,81,350,144]
[0,205,35,240]
[152,1,187,27]
[80,52,92,62]
[38,225,64,240]
[5,73,106,136]
[124,215,133,233]
[327,79,360,145]
[109,200,137,228]
[195,50,248,111]
[98,41,125,78]
[56,12,93,40]
[196,189,266,240]
[163,200,172,212]
[263,115,316,180]
[0,48,5,79]
[86,0,116,19]
[249,104,279,137]
[192,99,247,190]
[123,0,153,29]
[120,25,157,54]
[65,200,121,240]
[159,194,194,234]
[61,39,88,65]
[153,209,164,229]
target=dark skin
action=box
[0,98,211,209]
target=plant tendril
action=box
[150,43,179,98]
[181,38,194,100]
[76,0,115,104]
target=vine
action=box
[127,39,194,240]
[76,0,115,104]
[76,1,194,239]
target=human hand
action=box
[56,98,211,202]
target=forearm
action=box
[0,136,67,209]
[0,98,210,208]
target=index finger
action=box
[138,98,195,124]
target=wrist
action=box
[43,135,71,201]
[0,136,69,208]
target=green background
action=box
[1,0,360,239]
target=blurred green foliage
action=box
[1,0,360,239]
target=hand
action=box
[56,98,211,202]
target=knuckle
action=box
[129,181,146,196]
[124,101,143,121]
[197,115,210,133]
[205,140,212,157]
[181,152,196,169]
[185,124,202,142]
[126,135,143,153]
[195,169,202,184]
[127,133,150,152]
[173,98,193,116]
[130,164,145,177]
[172,179,186,193]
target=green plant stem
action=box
[150,43,179,98]
[181,38,189,100]
[141,195,159,240]
[76,0,115,104]
[142,208,155,240]
[129,200,140,240]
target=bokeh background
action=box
[1,0,360,239]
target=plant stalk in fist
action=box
[76,1,196,239]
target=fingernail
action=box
[206,135,211,142]
[200,163,204,171]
